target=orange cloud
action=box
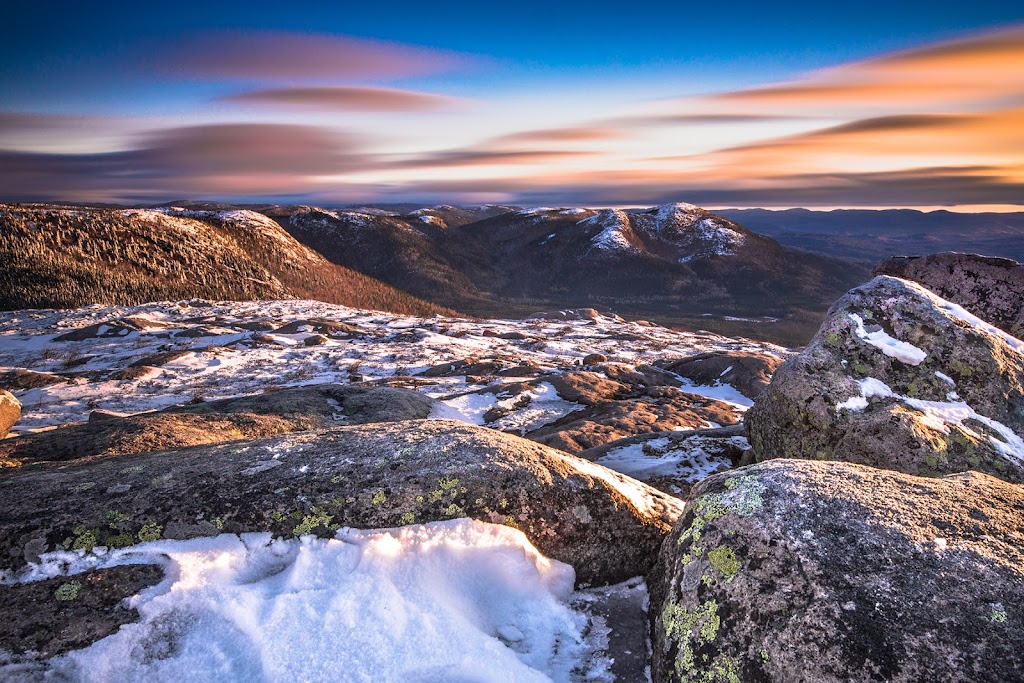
[705,25,1024,113]
[219,86,464,112]
[704,108,1024,177]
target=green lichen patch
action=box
[990,603,1008,624]
[137,522,163,543]
[105,532,136,549]
[293,508,334,536]
[53,580,82,602]
[662,597,726,680]
[399,512,416,526]
[371,490,387,506]
[707,545,740,581]
[65,525,98,552]
[106,510,131,528]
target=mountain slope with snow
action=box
[0,205,452,317]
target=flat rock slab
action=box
[0,420,683,585]
[657,351,783,402]
[0,384,436,466]
[649,460,1024,683]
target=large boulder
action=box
[649,460,1024,683]
[0,390,21,438]
[0,420,684,585]
[747,276,1024,483]
[875,253,1024,337]
[0,384,436,466]
[657,351,784,401]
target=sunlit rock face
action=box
[747,275,1024,483]
[648,460,1024,683]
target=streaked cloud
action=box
[391,149,598,169]
[152,31,468,82]
[605,113,807,128]
[0,123,361,201]
[705,25,1024,113]
[490,127,624,144]
[1,24,1022,208]
[219,86,464,112]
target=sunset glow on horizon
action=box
[2,1,1022,209]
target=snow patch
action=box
[848,313,927,365]
[13,521,616,683]
[435,382,583,434]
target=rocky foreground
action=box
[1,252,1023,681]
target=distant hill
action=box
[0,204,454,317]
[717,208,1024,263]
[281,203,870,345]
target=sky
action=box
[1,0,1023,209]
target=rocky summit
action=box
[1,249,1023,681]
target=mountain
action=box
[0,204,453,316]
[282,202,870,346]
[717,208,1024,263]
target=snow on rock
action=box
[671,376,754,410]
[836,376,1024,464]
[749,275,1024,483]
[488,381,584,434]
[7,520,616,682]
[848,313,927,365]
[432,382,585,436]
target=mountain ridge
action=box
[0,204,454,317]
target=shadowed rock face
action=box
[875,253,1024,338]
[0,420,683,585]
[0,384,436,467]
[747,276,1024,483]
[0,564,164,660]
[648,460,1024,683]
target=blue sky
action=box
[1,1,1022,207]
